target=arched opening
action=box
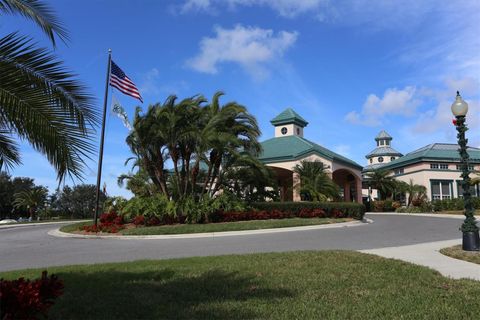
[332,169,362,203]
[268,166,294,202]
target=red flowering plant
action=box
[82,212,125,233]
[0,271,64,320]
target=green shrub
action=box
[251,202,365,220]
[432,198,480,212]
[104,196,128,213]
[121,194,171,221]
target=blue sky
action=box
[4,0,480,197]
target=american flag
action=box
[109,60,143,103]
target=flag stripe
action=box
[109,60,143,103]
[110,77,141,93]
[110,82,141,98]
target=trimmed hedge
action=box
[250,202,365,220]
[432,198,480,212]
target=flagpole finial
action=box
[108,48,112,53]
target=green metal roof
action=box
[365,146,403,158]
[380,143,480,170]
[259,135,362,169]
[270,108,308,127]
[375,130,392,141]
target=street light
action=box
[451,91,480,251]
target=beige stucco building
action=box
[258,108,363,203]
[363,130,480,201]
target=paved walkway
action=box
[360,239,480,281]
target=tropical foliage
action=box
[125,92,273,203]
[13,186,48,218]
[364,169,397,200]
[292,160,339,202]
[396,179,427,207]
[0,0,97,181]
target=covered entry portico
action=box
[258,108,364,203]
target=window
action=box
[378,157,384,163]
[431,180,452,200]
[370,158,373,164]
[439,164,449,170]
[380,140,385,146]
[457,181,479,198]
[281,127,287,135]
[430,163,439,169]
[386,141,390,146]
[456,165,474,171]
[390,157,395,161]
[394,168,404,175]
[296,128,300,135]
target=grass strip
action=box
[121,218,352,235]
[440,245,480,265]
[59,218,352,235]
[1,251,480,319]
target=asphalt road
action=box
[0,214,463,272]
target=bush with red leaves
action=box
[133,215,145,226]
[210,208,329,223]
[82,212,125,233]
[0,271,64,320]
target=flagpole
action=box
[94,49,112,228]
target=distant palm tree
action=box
[397,179,427,206]
[13,187,47,219]
[293,160,339,202]
[364,169,396,200]
[0,0,97,181]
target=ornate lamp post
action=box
[451,91,480,251]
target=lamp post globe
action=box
[451,91,479,251]
[451,91,468,117]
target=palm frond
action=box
[0,129,21,170]
[0,33,97,182]
[0,0,68,46]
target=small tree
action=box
[293,160,339,202]
[364,169,396,200]
[13,187,48,219]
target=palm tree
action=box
[398,179,427,207]
[293,160,339,202]
[13,187,47,219]
[364,169,396,200]
[0,0,97,181]
[199,92,261,197]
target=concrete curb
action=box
[49,219,371,240]
[359,239,480,281]
[0,220,87,230]
[367,212,466,219]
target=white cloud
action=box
[181,0,326,17]
[181,0,212,13]
[410,78,480,135]
[333,144,351,157]
[345,86,420,126]
[186,25,298,78]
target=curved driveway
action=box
[0,214,463,272]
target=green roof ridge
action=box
[270,108,308,127]
[259,135,362,169]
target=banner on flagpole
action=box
[111,95,132,130]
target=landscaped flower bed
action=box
[78,201,365,234]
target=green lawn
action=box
[2,251,480,319]
[440,245,480,265]
[59,218,353,236]
[121,218,352,235]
